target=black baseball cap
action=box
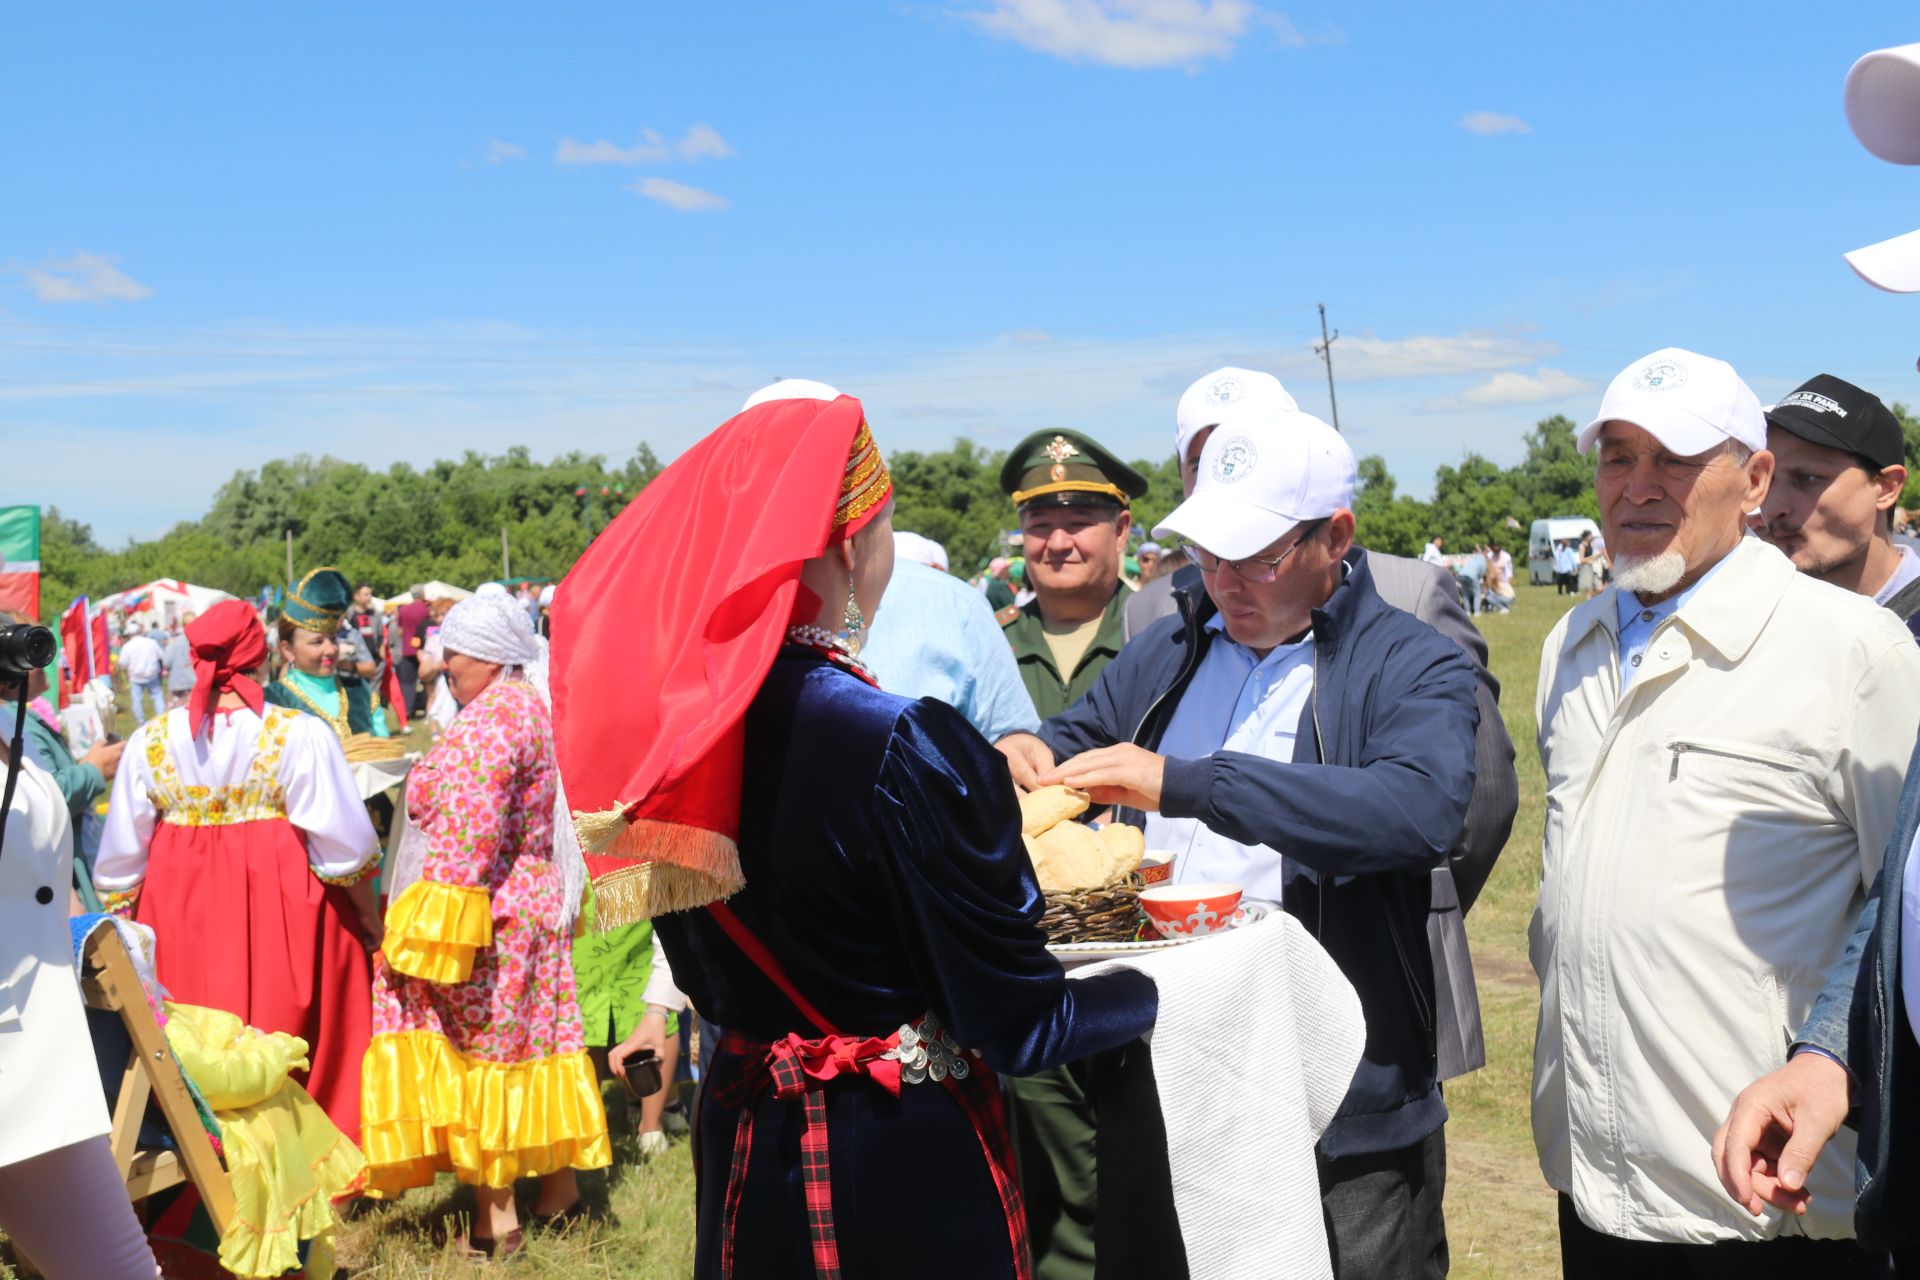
[1764,374,1905,470]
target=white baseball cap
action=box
[1844,43,1920,291]
[1577,347,1766,457]
[1154,410,1356,559]
[1175,367,1300,462]
[892,530,948,573]
[742,378,843,410]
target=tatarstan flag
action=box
[0,506,39,621]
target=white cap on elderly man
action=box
[1576,348,1767,457]
[892,530,948,573]
[1154,410,1356,560]
[1175,367,1300,461]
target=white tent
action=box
[99,579,235,630]
[381,580,474,610]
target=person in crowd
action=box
[1533,348,1920,1274]
[995,428,1147,720]
[982,555,1017,610]
[394,584,433,716]
[1574,533,1598,597]
[1490,540,1515,592]
[0,742,161,1279]
[1136,541,1164,582]
[997,401,1480,1280]
[263,568,389,739]
[1482,548,1516,613]
[1008,557,1035,606]
[94,601,383,1145]
[416,596,462,733]
[350,581,385,661]
[573,894,686,1158]
[1421,533,1446,565]
[161,612,196,708]
[1126,365,1519,1111]
[119,621,165,724]
[1,611,124,840]
[360,593,608,1257]
[1755,374,1920,633]
[863,527,1043,744]
[1457,543,1489,615]
[537,583,556,638]
[1553,537,1579,594]
[548,385,1159,1279]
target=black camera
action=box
[0,623,55,678]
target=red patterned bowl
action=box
[1138,883,1243,939]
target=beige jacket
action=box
[1532,537,1920,1243]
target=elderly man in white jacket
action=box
[1532,347,1920,1273]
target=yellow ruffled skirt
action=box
[360,1029,611,1197]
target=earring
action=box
[842,586,867,655]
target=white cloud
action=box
[959,0,1268,69]
[630,177,730,212]
[1292,331,1558,382]
[483,139,527,164]
[1423,367,1590,412]
[677,123,734,160]
[557,124,734,166]
[1459,111,1531,136]
[17,252,153,304]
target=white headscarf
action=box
[393,594,588,926]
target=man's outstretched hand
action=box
[1711,1051,1850,1219]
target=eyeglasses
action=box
[1183,520,1324,584]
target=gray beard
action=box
[1611,550,1688,597]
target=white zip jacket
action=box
[1532,536,1920,1243]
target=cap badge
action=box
[1211,436,1257,484]
[1208,378,1243,405]
[1631,359,1689,393]
[1779,390,1847,417]
[1043,434,1079,482]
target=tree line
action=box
[42,404,1920,618]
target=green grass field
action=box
[9,584,1577,1278]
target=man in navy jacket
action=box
[1001,409,1479,1279]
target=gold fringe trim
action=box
[583,817,745,926]
[571,804,634,853]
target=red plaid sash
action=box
[704,904,1031,1280]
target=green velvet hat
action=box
[999,429,1148,513]
[282,567,351,632]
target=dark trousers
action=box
[1558,1194,1887,1279]
[1319,1133,1448,1280]
[397,655,421,716]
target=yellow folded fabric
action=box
[359,1030,611,1197]
[383,880,493,984]
[163,1002,367,1279]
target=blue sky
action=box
[6,2,1920,545]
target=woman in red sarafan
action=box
[93,600,384,1148]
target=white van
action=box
[1529,516,1601,584]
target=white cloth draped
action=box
[1070,914,1365,1280]
[93,708,378,891]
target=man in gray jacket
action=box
[1124,367,1519,1267]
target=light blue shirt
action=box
[1142,614,1314,903]
[861,561,1041,743]
[1554,544,1578,574]
[1613,554,1731,690]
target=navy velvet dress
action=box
[655,647,1158,1279]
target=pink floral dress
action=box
[360,678,609,1194]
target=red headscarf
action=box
[186,600,268,737]
[550,394,891,926]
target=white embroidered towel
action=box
[1072,913,1366,1280]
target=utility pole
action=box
[1315,303,1341,433]
[501,526,511,579]
[284,528,293,585]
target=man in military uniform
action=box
[996,429,1148,720]
[994,429,1147,1280]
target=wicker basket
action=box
[342,732,406,763]
[1039,875,1144,943]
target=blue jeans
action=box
[128,679,163,725]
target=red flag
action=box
[59,598,90,698]
[90,611,110,679]
[382,655,409,732]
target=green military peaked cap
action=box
[282,566,352,632]
[999,428,1148,512]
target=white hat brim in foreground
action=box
[1846,228,1920,294]
[1577,400,1739,458]
[1846,43,1920,165]
[1154,493,1303,562]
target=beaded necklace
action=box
[783,625,879,689]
